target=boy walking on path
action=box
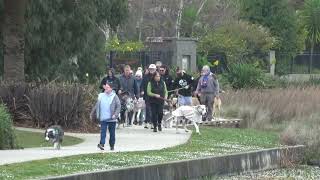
[91,82,121,151]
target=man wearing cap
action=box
[140,64,157,128]
[173,67,194,106]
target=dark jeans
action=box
[145,101,152,124]
[100,121,116,147]
[150,103,164,128]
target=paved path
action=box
[0,126,191,165]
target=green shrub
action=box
[0,104,18,150]
[225,63,267,89]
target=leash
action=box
[167,85,190,93]
[156,96,172,103]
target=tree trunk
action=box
[175,0,184,38]
[3,0,28,83]
[191,0,208,35]
[138,0,145,41]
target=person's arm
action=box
[133,78,138,98]
[188,75,194,91]
[163,82,168,99]
[195,76,202,93]
[147,82,160,98]
[168,76,173,91]
[112,95,121,119]
[213,79,220,96]
[118,76,123,94]
[115,78,120,93]
[147,82,156,97]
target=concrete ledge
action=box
[46,145,305,180]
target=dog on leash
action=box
[118,92,134,128]
[213,96,222,120]
[131,97,145,125]
[171,105,206,135]
[44,125,64,150]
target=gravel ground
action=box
[217,165,320,180]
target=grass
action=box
[0,127,280,180]
[221,86,320,161]
[15,130,84,148]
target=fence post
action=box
[290,56,293,74]
[269,50,275,76]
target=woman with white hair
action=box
[195,65,219,121]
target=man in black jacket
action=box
[159,65,174,96]
[173,67,194,106]
[140,64,157,128]
[100,68,120,93]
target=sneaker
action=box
[158,125,162,131]
[153,128,157,132]
[110,146,114,151]
[97,144,104,150]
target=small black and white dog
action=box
[44,125,64,150]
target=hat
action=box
[135,70,143,77]
[148,64,156,69]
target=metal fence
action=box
[276,52,320,74]
[108,50,173,72]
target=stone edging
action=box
[45,145,305,180]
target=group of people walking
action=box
[91,62,219,151]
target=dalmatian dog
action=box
[44,125,64,150]
[131,97,145,125]
[171,105,206,135]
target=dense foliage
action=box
[239,0,305,56]
[0,104,18,150]
[198,21,275,67]
[0,0,128,83]
[225,63,267,89]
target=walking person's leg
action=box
[107,122,116,150]
[206,94,215,121]
[151,103,158,132]
[144,101,152,128]
[157,104,164,131]
[184,96,192,106]
[98,121,107,150]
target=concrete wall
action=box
[46,145,305,180]
[175,39,197,72]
